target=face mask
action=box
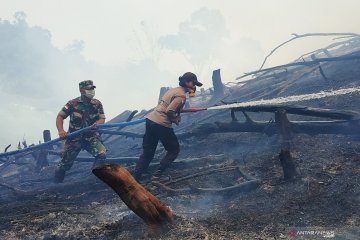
[84,89,95,99]
[188,87,196,97]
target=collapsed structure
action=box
[1,32,360,239]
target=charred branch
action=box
[162,165,238,186]
[258,32,360,71]
[4,144,11,153]
[237,54,360,80]
[189,179,260,194]
[153,166,260,195]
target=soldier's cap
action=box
[179,72,203,87]
[79,80,96,90]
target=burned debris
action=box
[1,32,360,239]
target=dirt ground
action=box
[1,131,359,239]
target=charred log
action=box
[92,164,173,237]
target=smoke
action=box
[157,7,264,82]
[0,12,174,150]
[0,8,264,149]
[159,7,229,71]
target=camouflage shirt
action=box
[59,96,106,134]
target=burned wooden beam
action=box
[275,109,297,179]
[230,105,359,120]
[177,105,360,139]
[212,69,224,97]
[179,119,360,139]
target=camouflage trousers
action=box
[58,136,107,171]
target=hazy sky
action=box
[1,0,359,150]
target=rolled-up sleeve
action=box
[98,102,106,119]
[166,96,186,114]
[59,101,72,119]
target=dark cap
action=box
[180,72,203,87]
[79,80,96,90]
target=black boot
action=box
[54,169,66,183]
[151,165,168,181]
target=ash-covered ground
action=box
[1,131,360,239]
[1,49,360,239]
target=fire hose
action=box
[0,119,146,159]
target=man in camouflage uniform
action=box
[54,80,107,183]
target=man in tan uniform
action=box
[134,72,203,181]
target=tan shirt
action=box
[147,87,186,128]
